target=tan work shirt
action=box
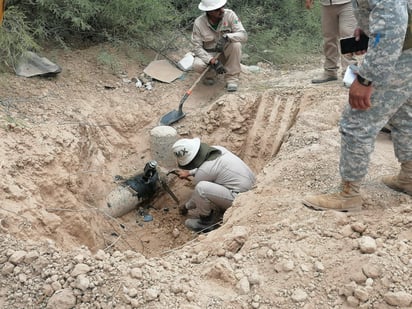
[191,9,247,65]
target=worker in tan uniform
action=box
[172,137,255,232]
[306,0,357,83]
[191,0,247,92]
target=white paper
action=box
[343,66,356,87]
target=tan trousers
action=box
[321,3,357,73]
[185,181,238,217]
[192,42,242,84]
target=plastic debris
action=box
[177,52,194,71]
[143,214,153,222]
[135,79,143,88]
[145,82,153,90]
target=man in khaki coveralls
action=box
[191,0,247,92]
[306,0,357,83]
[172,138,255,232]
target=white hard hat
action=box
[172,138,201,167]
[198,0,227,11]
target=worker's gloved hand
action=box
[178,204,188,216]
[211,60,226,74]
[215,34,229,52]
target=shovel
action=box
[159,65,211,125]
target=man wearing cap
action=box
[192,0,247,92]
[172,138,255,232]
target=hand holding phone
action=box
[340,33,369,54]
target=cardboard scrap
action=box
[143,60,183,83]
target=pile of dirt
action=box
[0,45,411,308]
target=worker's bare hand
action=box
[349,80,373,110]
[175,169,191,180]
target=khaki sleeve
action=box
[224,10,248,43]
[192,22,214,64]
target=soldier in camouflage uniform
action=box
[303,0,412,211]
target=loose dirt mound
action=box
[0,45,411,308]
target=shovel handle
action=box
[177,53,221,111]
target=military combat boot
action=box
[382,161,412,195]
[185,210,221,233]
[302,181,362,212]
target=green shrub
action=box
[0,6,40,69]
[0,0,323,69]
[232,0,322,65]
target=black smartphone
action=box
[340,33,369,54]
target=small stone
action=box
[384,291,412,307]
[358,236,377,254]
[9,251,27,265]
[145,287,159,301]
[172,228,180,238]
[362,264,381,279]
[238,276,250,294]
[354,287,369,302]
[282,260,294,272]
[314,261,325,272]
[46,288,76,309]
[351,222,367,233]
[71,263,91,277]
[347,295,359,307]
[291,288,308,302]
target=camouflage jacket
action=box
[352,0,412,83]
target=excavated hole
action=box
[2,72,303,258]
[54,89,300,257]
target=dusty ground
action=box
[0,45,411,308]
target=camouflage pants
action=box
[339,50,412,181]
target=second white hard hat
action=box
[198,0,227,11]
[172,138,201,167]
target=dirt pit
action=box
[2,44,412,309]
[0,45,304,257]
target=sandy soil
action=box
[0,44,411,308]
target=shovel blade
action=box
[159,110,186,126]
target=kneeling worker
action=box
[192,0,248,92]
[172,137,255,232]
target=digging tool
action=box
[159,53,221,126]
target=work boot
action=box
[202,77,216,86]
[311,71,338,84]
[382,161,412,195]
[302,181,363,212]
[185,210,221,233]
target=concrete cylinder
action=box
[150,126,178,169]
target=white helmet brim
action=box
[198,0,227,11]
